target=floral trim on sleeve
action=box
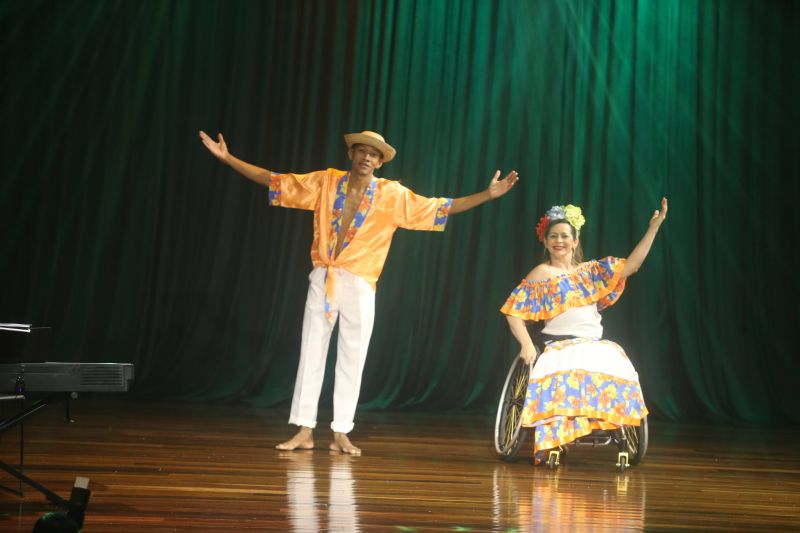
[432,198,453,232]
[500,257,627,320]
[268,173,281,206]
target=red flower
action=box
[535,215,550,242]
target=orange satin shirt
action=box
[268,168,452,289]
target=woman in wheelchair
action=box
[499,199,667,466]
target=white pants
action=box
[289,267,375,434]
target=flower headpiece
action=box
[535,204,586,242]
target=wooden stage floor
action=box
[1,398,799,532]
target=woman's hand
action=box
[649,197,668,230]
[518,344,538,364]
[506,315,537,364]
[621,197,669,278]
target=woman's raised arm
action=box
[620,197,668,278]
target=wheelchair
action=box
[493,327,648,472]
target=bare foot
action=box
[329,432,361,456]
[275,427,314,451]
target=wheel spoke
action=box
[503,405,519,448]
[624,426,638,455]
[501,365,528,450]
[512,368,528,399]
[505,413,515,442]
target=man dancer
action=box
[199,130,518,455]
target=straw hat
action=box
[343,131,397,162]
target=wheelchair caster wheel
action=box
[616,451,629,472]
[547,450,561,470]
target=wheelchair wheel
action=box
[621,416,648,465]
[494,357,531,460]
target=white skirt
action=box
[521,338,648,453]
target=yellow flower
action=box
[564,204,585,231]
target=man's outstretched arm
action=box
[449,170,519,214]
[199,130,272,187]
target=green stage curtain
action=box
[1,1,797,425]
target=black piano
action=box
[0,324,134,397]
[0,361,134,393]
[0,324,134,523]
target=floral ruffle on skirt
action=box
[521,338,648,456]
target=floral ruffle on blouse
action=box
[500,257,627,321]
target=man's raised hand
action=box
[487,170,519,199]
[199,131,229,164]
